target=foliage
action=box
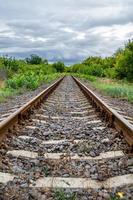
[75,73,133,103]
[74,73,96,82]
[2,56,19,72]
[6,72,61,90]
[0,87,22,103]
[52,61,65,72]
[115,40,133,81]
[70,40,133,81]
[0,73,61,102]
[0,55,64,102]
[93,79,133,103]
[25,54,44,65]
[6,71,40,90]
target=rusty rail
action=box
[0,77,64,141]
[73,76,133,146]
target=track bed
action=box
[0,76,132,199]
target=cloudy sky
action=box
[0,0,133,64]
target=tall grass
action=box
[0,88,19,103]
[75,73,133,103]
[92,79,133,103]
[73,73,96,82]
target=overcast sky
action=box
[0,0,133,64]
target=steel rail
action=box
[0,76,64,141]
[73,76,133,146]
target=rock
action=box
[101,138,110,143]
[102,191,110,199]
[84,170,90,177]
[13,166,23,173]
[40,194,47,200]
[99,190,110,199]
[91,174,98,180]
[127,158,133,166]
[90,166,97,174]
[63,173,70,177]
[128,166,133,173]
[20,183,29,187]
[89,151,96,157]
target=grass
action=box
[75,73,133,103]
[0,88,19,103]
[92,79,133,103]
[74,73,96,82]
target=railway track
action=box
[0,76,133,199]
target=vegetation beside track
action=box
[0,55,64,102]
[68,40,133,82]
[74,74,133,103]
[0,39,133,103]
[68,40,133,103]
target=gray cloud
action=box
[0,0,133,64]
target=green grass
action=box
[0,88,19,103]
[75,73,133,103]
[92,79,133,103]
[72,73,96,82]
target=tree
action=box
[115,40,133,81]
[25,54,43,65]
[42,59,48,65]
[52,61,65,72]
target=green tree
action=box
[25,54,43,65]
[52,61,65,72]
[115,40,133,81]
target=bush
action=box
[6,71,40,90]
[104,68,116,78]
[70,40,133,81]
[85,64,105,77]
[71,64,104,77]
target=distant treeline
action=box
[0,54,65,75]
[0,39,133,83]
[68,40,133,81]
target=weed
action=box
[42,166,50,176]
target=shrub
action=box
[6,72,39,90]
